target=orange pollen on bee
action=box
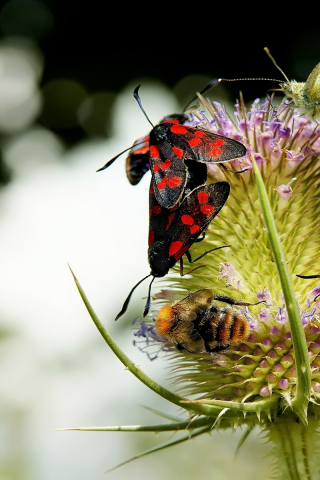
[156,306,175,336]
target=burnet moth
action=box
[125,114,188,185]
[115,163,230,320]
[97,85,246,209]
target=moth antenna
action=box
[115,274,152,321]
[264,47,290,82]
[143,276,155,317]
[96,142,145,172]
[296,274,320,279]
[133,85,154,128]
[184,76,282,112]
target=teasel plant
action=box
[63,92,320,479]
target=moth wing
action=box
[149,140,187,209]
[166,182,230,263]
[126,134,150,185]
[167,125,246,164]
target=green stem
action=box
[251,157,311,423]
[266,413,320,480]
[69,266,223,418]
[181,395,280,412]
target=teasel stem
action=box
[251,156,311,423]
[68,265,225,418]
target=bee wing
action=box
[173,289,214,321]
[170,320,205,353]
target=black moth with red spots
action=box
[148,178,230,277]
[115,160,230,320]
[126,114,187,185]
[149,122,245,209]
[97,86,246,209]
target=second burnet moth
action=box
[115,162,230,320]
[97,85,246,209]
[125,114,188,186]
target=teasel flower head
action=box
[68,94,320,478]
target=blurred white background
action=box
[0,39,272,479]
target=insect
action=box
[155,289,263,354]
[186,48,320,121]
[98,86,246,208]
[296,274,320,301]
[115,175,230,320]
[125,114,188,185]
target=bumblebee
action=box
[155,289,262,354]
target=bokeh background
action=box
[0,2,319,478]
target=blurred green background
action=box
[0,1,319,478]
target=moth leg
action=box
[179,258,205,277]
[194,232,205,243]
[220,163,248,174]
[185,245,230,264]
[213,294,263,306]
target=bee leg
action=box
[213,294,263,306]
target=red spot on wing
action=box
[150,186,155,195]
[181,215,194,225]
[152,205,162,214]
[161,159,171,170]
[209,146,222,158]
[171,125,187,134]
[169,205,177,212]
[201,205,214,214]
[188,137,201,147]
[149,208,152,217]
[172,146,183,158]
[166,213,176,230]
[169,241,183,256]
[153,165,160,173]
[163,119,179,124]
[150,145,160,158]
[198,191,209,204]
[168,177,182,188]
[212,139,225,147]
[157,178,168,189]
[174,245,189,261]
[195,131,206,138]
[148,231,155,246]
[190,225,200,234]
